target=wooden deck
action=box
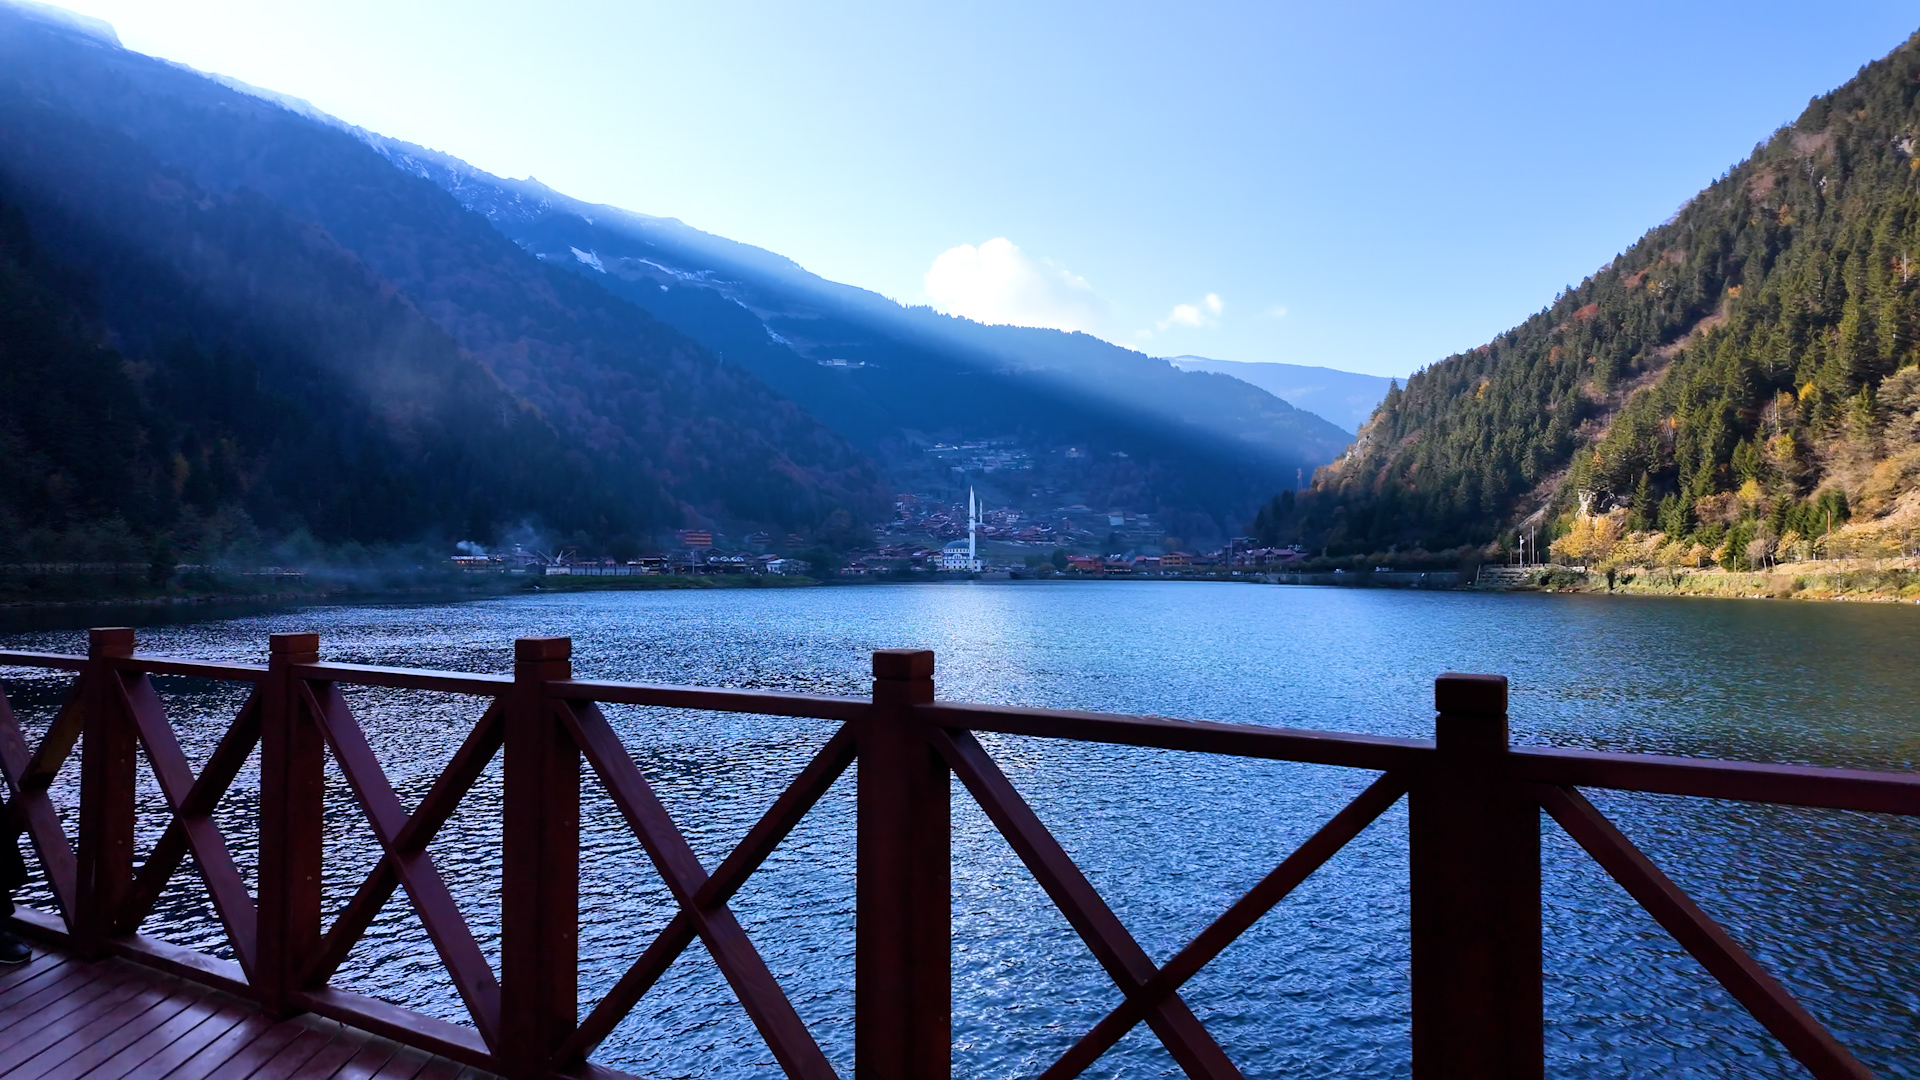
[0,943,490,1080]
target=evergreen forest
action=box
[1253,30,1920,573]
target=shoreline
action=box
[0,571,827,612]
[14,563,1918,613]
[1476,559,1920,604]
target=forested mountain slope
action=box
[1257,28,1920,568]
[0,184,596,563]
[0,0,1355,549]
[366,140,1351,537]
[0,4,883,559]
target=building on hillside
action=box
[451,555,504,573]
[677,530,714,548]
[941,486,984,571]
[941,540,980,572]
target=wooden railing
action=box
[2,627,1915,1080]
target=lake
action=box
[2,582,1916,1078]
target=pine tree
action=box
[1628,473,1653,532]
[1658,493,1691,539]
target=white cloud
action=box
[1158,292,1224,330]
[923,238,1111,334]
[1263,304,1288,319]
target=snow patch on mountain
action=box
[0,0,117,46]
[632,257,715,283]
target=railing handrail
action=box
[1,634,1913,1080]
[1510,745,1920,815]
[5,646,1916,813]
[295,660,513,695]
[918,700,1433,771]
[0,649,88,671]
[549,678,872,722]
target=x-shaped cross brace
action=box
[2,671,265,967]
[929,726,1409,1080]
[558,699,848,1080]
[303,681,506,1050]
[0,679,83,921]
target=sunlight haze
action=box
[39,0,1920,376]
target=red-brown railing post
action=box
[258,631,323,1015]
[858,649,950,1080]
[502,637,579,1080]
[1410,672,1542,1079]
[75,626,136,957]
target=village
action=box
[449,491,1313,581]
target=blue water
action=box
[2,583,1917,1077]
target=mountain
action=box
[0,2,885,558]
[1163,357,1398,434]
[0,0,1355,553]
[362,140,1353,537]
[1254,28,1920,569]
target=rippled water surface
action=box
[3,583,1917,1078]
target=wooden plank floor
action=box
[0,944,492,1080]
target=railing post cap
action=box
[1435,673,1508,716]
[269,632,320,655]
[872,649,934,680]
[515,636,572,663]
[87,627,135,657]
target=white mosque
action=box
[941,487,983,572]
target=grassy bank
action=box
[1513,559,1920,602]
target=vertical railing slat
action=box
[75,626,137,957]
[258,631,324,1015]
[501,637,578,1079]
[857,648,950,1080]
[1410,672,1543,1079]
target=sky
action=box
[37,1,1920,377]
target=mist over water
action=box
[3,584,1917,1078]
